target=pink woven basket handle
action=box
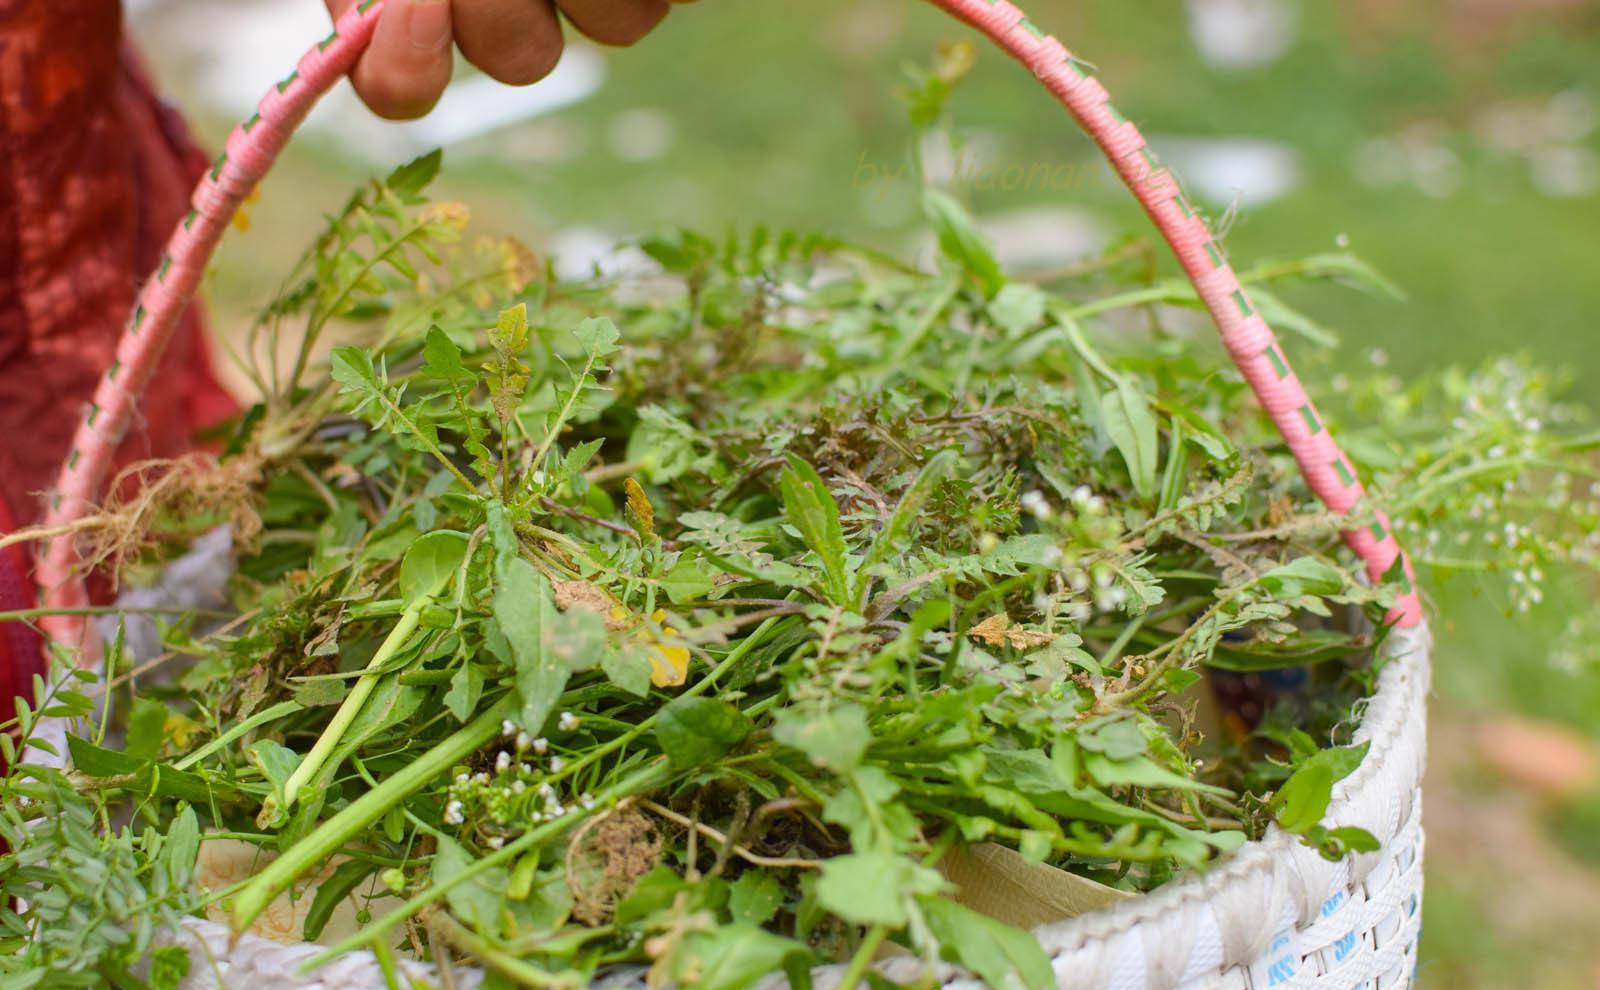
[37,0,1422,654]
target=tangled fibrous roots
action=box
[565,804,663,926]
[69,453,264,583]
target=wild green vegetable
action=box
[2,136,1595,988]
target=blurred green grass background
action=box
[134,1,1600,985]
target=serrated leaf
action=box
[778,455,850,604]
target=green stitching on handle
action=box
[318,30,339,51]
[1334,459,1356,487]
[1204,241,1224,268]
[66,449,80,471]
[131,305,146,334]
[209,153,227,182]
[358,0,379,11]
[277,69,300,94]
[243,112,261,133]
[1369,520,1387,543]
[1231,289,1253,318]
[1174,194,1194,219]
[1264,346,1290,379]
[1105,101,1128,125]
[85,404,99,428]
[1018,18,1046,39]
[1298,404,1322,435]
[1138,147,1160,171]
[183,209,198,231]
[107,360,121,382]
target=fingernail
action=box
[408,0,451,49]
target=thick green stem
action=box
[275,594,431,817]
[233,693,518,932]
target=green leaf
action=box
[679,925,807,990]
[398,529,470,600]
[602,646,654,698]
[654,696,752,769]
[422,326,471,382]
[1077,716,1147,760]
[249,739,303,814]
[778,455,850,604]
[989,283,1048,335]
[921,896,1054,990]
[923,189,1004,297]
[494,556,571,735]
[163,807,201,891]
[772,704,871,774]
[444,663,484,723]
[1258,557,1347,599]
[1273,762,1333,833]
[303,859,376,941]
[385,149,443,197]
[728,871,784,926]
[329,346,379,392]
[124,696,169,761]
[1272,742,1371,837]
[432,834,508,931]
[815,852,942,926]
[573,315,622,358]
[660,553,717,605]
[855,449,958,603]
[1100,381,1159,500]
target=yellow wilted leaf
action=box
[624,478,656,542]
[639,609,688,687]
[165,712,203,750]
[968,613,1055,651]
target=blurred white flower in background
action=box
[1185,0,1298,71]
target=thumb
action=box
[349,0,455,121]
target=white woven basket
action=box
[26,1,1434,987]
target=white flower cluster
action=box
[441,713,591,836]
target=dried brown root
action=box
[565,803,663,926]
[5,453,266,586]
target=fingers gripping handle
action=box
[37,0,1420,660]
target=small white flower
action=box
[531,736,549,755]
[472,772,490,785]
[580,793,596,809]
[444,801,465,826]
[558,711,581,732]
[486,836,505,850]
[548,756,565,773]
[495,751,512,773]
[516,731,532,751]
[512,780,527,794]
[1021,490,1052,520]
[501,720,517,739]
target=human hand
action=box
[323,0,694,120]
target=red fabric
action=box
[0,493,42,741]
[0,0,237,528]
